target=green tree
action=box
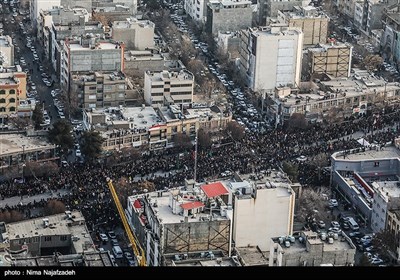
[31,103,44,130]
[81,130,104,161]
[47,120,74,154]
[198,128,212,149]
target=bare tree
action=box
[296,186,332,223]
[225,121,245,141]
[286,113,308,131]
[363,54,384,72]
[173,132,193,151]
[44,199,66,215]
[198,128,212,149]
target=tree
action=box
[286,113,307,131]
[81,130,104,161]
[225,121,245,141]
[47,120,74,154]
[173,132,193,151]
[44,199,66,215]
[282,161,299,183]
[358,254,372,266]
[31,103,44,130]
[25,162,59,178]
[198,128,212,149]
[372,230,398,261]
[0,210,24,223]
[363,54,383,72]
[8,115,32,130]
[296,186,332,223]
[309,153,330,182]
[145,0,161,10]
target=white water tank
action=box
[328,237,334,244]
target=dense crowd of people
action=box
[1,105,400,233]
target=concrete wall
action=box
[124,59,165,78]
[250,29,303,92]
[112,27,154,51]
[206,6,253,35]
[233,188,295,251]
[288,18,329,46]
[70,49,122,72]
[162,220,230,254]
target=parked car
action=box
[331,221,340,228]
[108,231,117,239]
[329,199,338,207]
[99,233,108,242]
[318,220,326,229]
[75,149,81,157]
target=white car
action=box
[329,199,338,207]
[296,155,307,162]
[331,221,340,228]
[75,149,81,157]
[99,233,108,242]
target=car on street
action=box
[349,231,362,237]
[111,239,119,246]
[108,231,117,239]
[361,235,373,243]
[124,252,133,261]
[329,199,338,207]
[99,233,108,242]
[331,221,340,228]
[318,220,326,228]
[75,149,81,157]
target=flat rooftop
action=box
[154,194,228,224]
[236,247,268,266]
[146,70,194,83]
[0,36,12,47]
[69,42,118,50]
[372,181,400,200]
[113,18,154,29]
[332,146,400,161]
[309,42,351,52]
[0,134,55,156]
[124,50,163,61]
[4,211,95,255]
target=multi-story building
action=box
[30,0,91,26]
[205,0,253,36]
[0,133,57,175]
[83,103,232,151]
[70,71,137,109]
[144,70,194,107]
[1,211,95,256]
[266,69,400,125]
[382,5,400,64]
[112,18,155,51]
[126,181,231,266]
[238,26,303,93]
[269,231,356,266]
[92,5,133,22]
[386,209,400,262]
[228,170,296,251]
[257,0,309,25]
[331,144,400,227]
[184,0,210,23]
[277,6,330,46]
[0,36,14,67]
[92,0,138,15]
[60,36,123,91]
[37,7,91,60]
[124,50,165,77]
[307,41,352,78]
[0,66,28,117]
[216,31,241,59]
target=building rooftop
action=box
[7,251,113,266]
[308,41,351,52]
[332,146,400,161]
[165,252,240,266]
[272,231,355,254]
[372,181,400,201]
[69,41,119,50]
[0,35,12,47]
[146,70,194,83]
[0,134,55,157]
[124,50,163,61]
[72,71,125,83]
[208,0,252,9]
[3,211,95,255]
[249,26,302,37]
[236,247,268,266]
[279,5,329,19]
[113,17,155,29]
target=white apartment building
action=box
[0,36,14,67]
[184,0,209,23]
[144,70,194,107]
[228,171,295,251]
[238,25,303,92]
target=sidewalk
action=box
[0,189,70,208]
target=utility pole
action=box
[193,127,198,182]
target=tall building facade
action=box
[238,26,303,92]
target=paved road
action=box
[0,189,69,209]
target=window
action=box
[0,99,5,103]
[89,86,96,90]
[151,85,164,88]
[9,98,16,103]
[60,235,68,241]
[9,107,15,112]
[9,89,15,94]
[44,236,52,242]
[0,90,5,95]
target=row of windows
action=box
[171,92,192,96]
[0,98,16,103]
[0,107,16,112]
[0,89,16,95]
[171,84,193,88]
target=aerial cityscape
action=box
[0,0,400,269]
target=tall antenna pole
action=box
[194,127,198,182]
